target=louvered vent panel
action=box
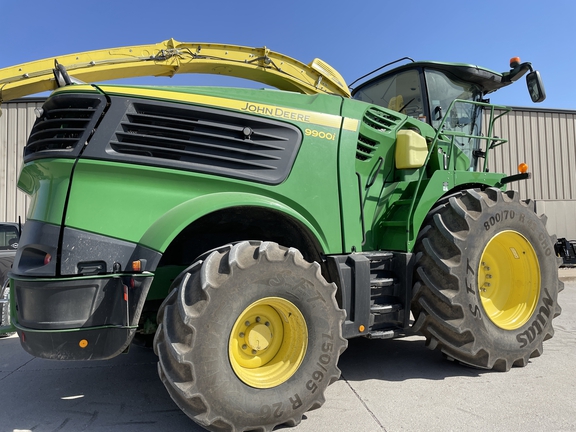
[356,107,402,161]
[356,135,379,161]
[103,100,301,185]
[24,95,104,161]
[364,107,402,132]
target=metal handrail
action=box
[404,99,512,246]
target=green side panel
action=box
[336,99,368,252]
[337,99,446,253]
[374,170,506,252]
[64,115,345,254]
[337,99,407,252]
[18,159,75,224]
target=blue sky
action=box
[1,0,573,109]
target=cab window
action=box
[353,69,425,121]
[425,69,483,169]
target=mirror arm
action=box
[502,62,532,84]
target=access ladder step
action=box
[370,303,402,315]
[366,330,399,339]
[361,251,393,261]
[371,277,394,287]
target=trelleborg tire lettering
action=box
[153,241,347,431]
[411,187,562,371]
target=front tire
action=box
[412,188,562,371]
[154,241,347,431]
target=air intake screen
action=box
[25,94,105,162]
[88,98,302,185]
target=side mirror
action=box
[526,71,546,103]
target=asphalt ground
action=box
[1,268,575,432]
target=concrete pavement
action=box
[1,269,575,432]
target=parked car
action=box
[0,222,20,336]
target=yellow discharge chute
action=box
[0,38,350,104]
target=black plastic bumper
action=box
[12,274,153,360]
[17,325,137,360]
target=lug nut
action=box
[242,344,247,350]
[239,332,245,338]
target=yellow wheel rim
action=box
[478,230,540,330]
[229,297,308,388]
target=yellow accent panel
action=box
[0,39,350,102]
[342,117,360,132]
[96,85,357,131]
[395,129,428,169]
[478,230,541,330]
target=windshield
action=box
[353,69,426,122]
[425,68,483,170]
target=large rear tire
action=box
[412,188,562,371]
[154,241,347,431]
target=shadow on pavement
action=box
[338,335,484,382]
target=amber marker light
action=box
[510,57,521,68]
[518,162,529,173]
[131,260,142,272]
[79,339,88,348]
[359,325,365,332]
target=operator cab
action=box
[351,59,545,172]
[352,62,488,170]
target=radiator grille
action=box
[105,101,301,184]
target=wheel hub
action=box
[478,230,540,330]
[229,297,308,388]
[245,322,272,352]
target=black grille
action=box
[364,107,402,133]
[24,94,105,162]
[88,99,302,185]
[356,107,402,161]
[356,135,379,161]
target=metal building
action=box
[0,99,43,223]
[490,107,576,239]
[1,99,575,239]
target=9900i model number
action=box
[305,128,337,141]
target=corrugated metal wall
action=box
[485,107,576,239]
[0,99,43,223]
[487,107,576,201]
[1,100,575,237]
